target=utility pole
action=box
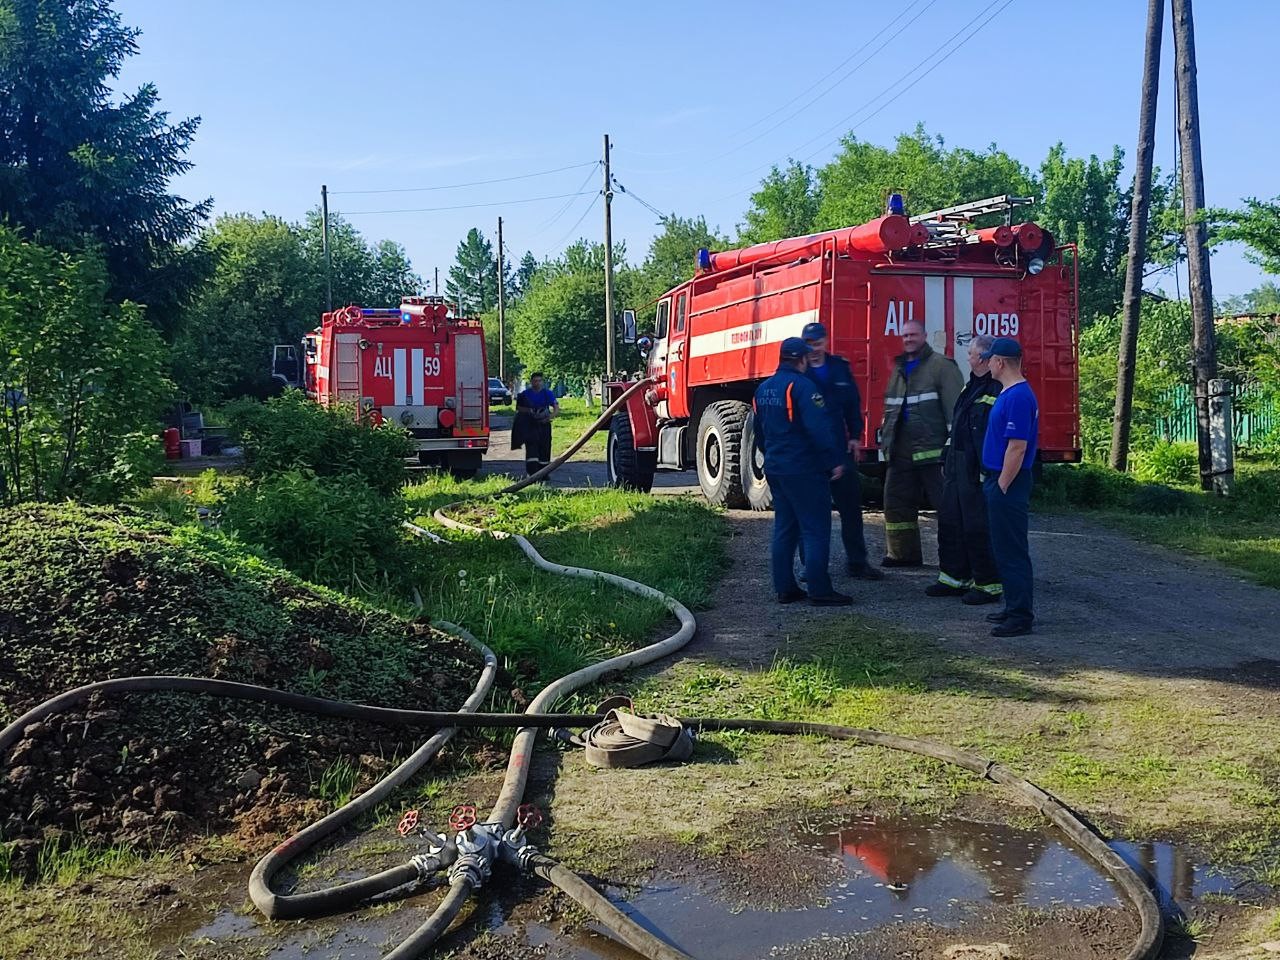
[434,266,439,296]
[603,133,615,379]
[321,185,333,311]
[1109,0,1164,472]
[497,216,507,382]
[1172,0,1220,491]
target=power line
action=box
[328,160,599,196]
[704,0,1015,208]
[704,0,941,164]
[611,177,667,221]
[335,191,595,216]
[797,0,1017,163]
[539,193,601,260]
[522,165,603,240]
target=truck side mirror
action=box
[621,309,637,344]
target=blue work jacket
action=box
[753,364,844,477]
[806,353,862,466]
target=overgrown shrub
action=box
[1035,463,1137,510]
[1131,441,1199,486]
[228,390,413,496]
[1232,467,1280,520]
[0,228,173,505]
[1128,483,1195,515]
[219,469,410,590]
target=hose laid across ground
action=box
[1,377,1164,960]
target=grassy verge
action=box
[1036,458,1280,587]
[544,616,1280,894]
[403,475,727,692]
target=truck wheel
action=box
[740,410,772,511]
[446,450,482,481]
[607,411,656,492]
[696,400,749,508]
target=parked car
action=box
[488,377,512,406]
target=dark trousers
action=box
[831,467,869,570]
[984,470,1034,625]
[524,422,552,476]
[883,451,945,563]
[768,473,833,598]
[937,465,1001,592]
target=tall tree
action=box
[634,215,728,307]
[509,272,611,379]
[0,0,211,318]
[738,161,821,244]
[297,210,420,315]
[172,214,312,404]
[1211,196,1280,275]
[445,228,497,314]
[815,126,1036,228]
[511,250,539,297]
[1037,145,1129,324]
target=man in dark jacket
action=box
[754,338,852,607]
[926,335,1003,604]
[879,319,964,566]
[802,321,883,580]
[512,372,559,477]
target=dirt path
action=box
[486,424,1280,680]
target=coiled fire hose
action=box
[0,377,1165,960]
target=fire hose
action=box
[0,378,1164,960]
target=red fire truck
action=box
[605,195,1081,508]
[272,297,489,478]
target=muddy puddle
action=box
[157,814,1243,960]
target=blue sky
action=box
[115,0,1277,299]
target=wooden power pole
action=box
[496,216,507,382]
[1110,0,1165,471]
[321,184,332,312]
[603,133,615,379]
[1172,0,1219,490]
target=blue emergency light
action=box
[696,248,712,271]
[887,193,905,216]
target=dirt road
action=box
[485,423,1280,679]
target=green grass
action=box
[403,474,728,694]
[622,616,1280,870]
[551,397,611,459]
[1038,458,1280,587]
[313,757,361,810]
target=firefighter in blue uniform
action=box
[753,337,853,607]
[802,321,883,580]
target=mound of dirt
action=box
[0,504,485,878]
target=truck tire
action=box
[607,411,656,492]
[445,450,482,481]
[740,410,773,511]
[696,400,749,508]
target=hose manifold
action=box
[408,853,442,882]
[448,850,491,888]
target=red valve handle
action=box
[517,803,543,829]
[448,803,478,832]
[397,809,420,837]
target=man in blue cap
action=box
[801,320,882,580]
[753,337,853,606]
[979,337,1039,637]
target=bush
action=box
[1232,467,1280,519]
[228,390,413,496]
[1128,483,1196,515]
[1035,463,1137,510]
[220,470,410,590]
[0,228,173,505]
[1131,441,1200,486]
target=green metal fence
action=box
[1159,382,1280,446]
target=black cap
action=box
[779,337,811,361]
[801,321,828,342]
[979,337,1023,360]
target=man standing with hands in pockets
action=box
[980,338,1039,637]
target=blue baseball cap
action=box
[779,337,811,360]
[979,337,1023,360]
[801,321,828,342]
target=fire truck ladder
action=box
[910,195,1034,248]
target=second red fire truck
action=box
[606,195,1081,507]
[273,296,490,478]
